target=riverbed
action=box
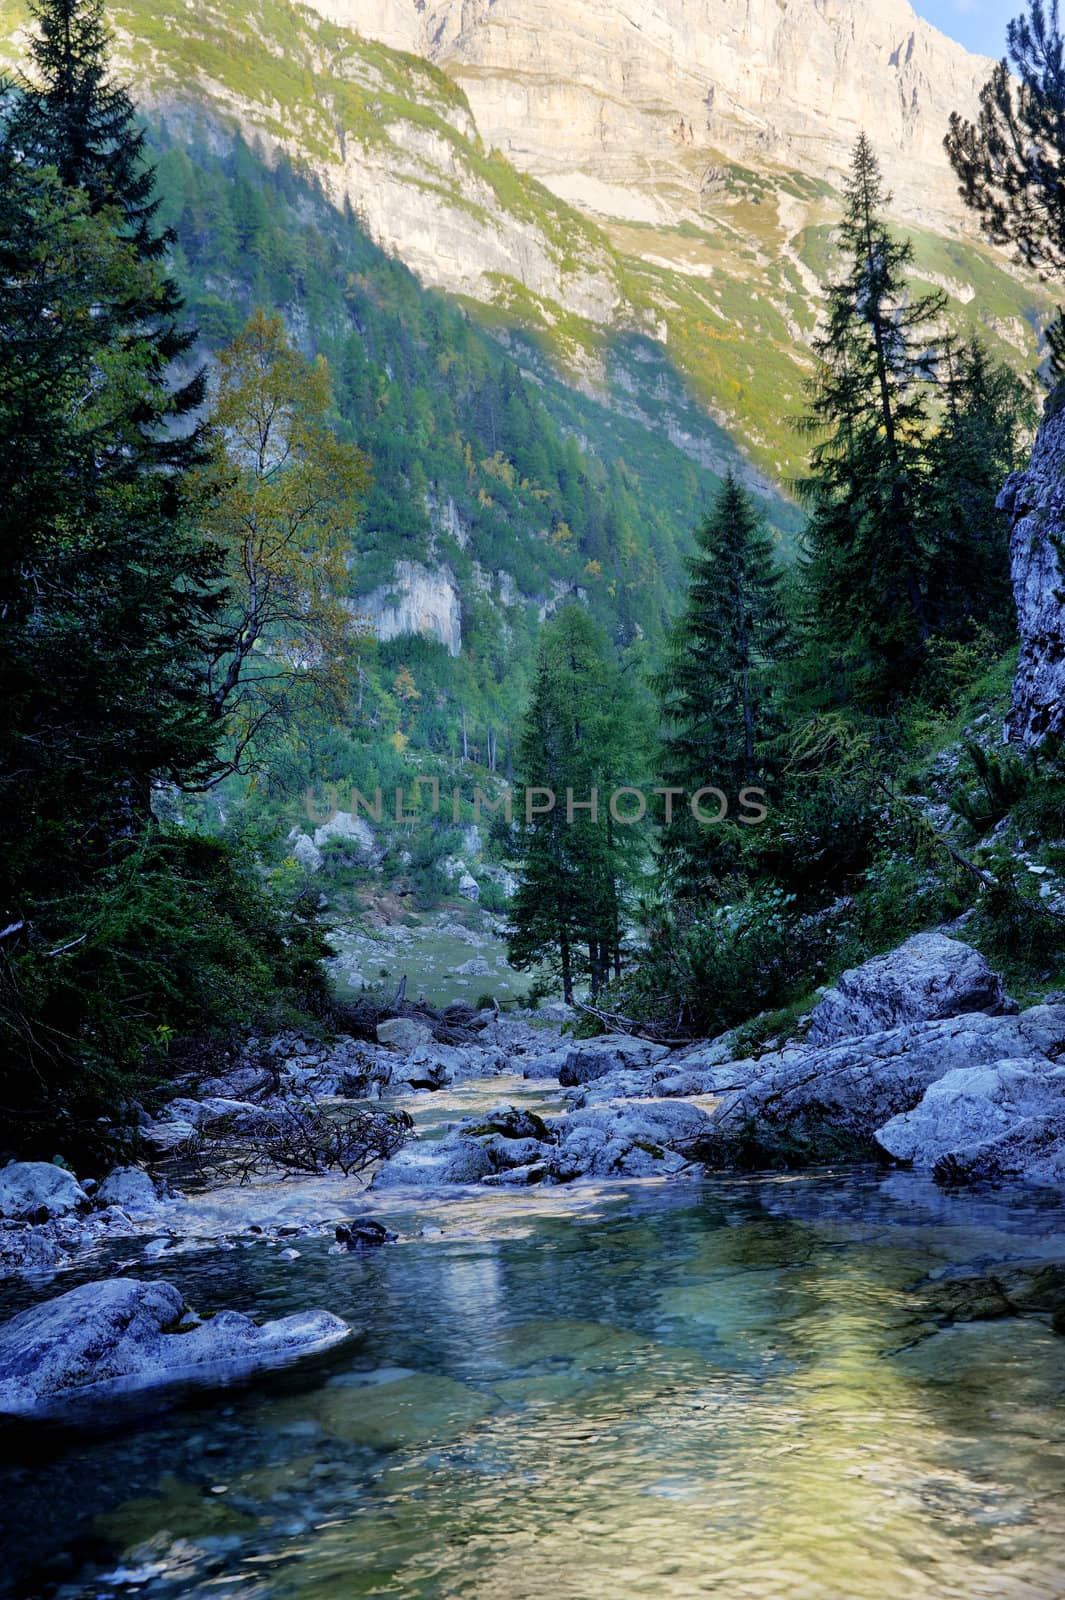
[2,1119,1065,1600]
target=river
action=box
[2,1080,1065,1599]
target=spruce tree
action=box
[508,606,640,1002]
[925,337,1035,643]
[800,133,946,705]
[10,0,205,459]
[654,472,787,897]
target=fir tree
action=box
[799,133,946,705]
[508,606,641,1001]
[10,0,205,460]
[925,337,1035,642]
[654,472,788,897]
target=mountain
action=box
[0,0,1050,716]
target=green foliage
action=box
[507,605,647,1001]
[654,471,789,897]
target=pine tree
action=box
[800,133,946,705]
[945,1,1065,369]
[10,0,205,459]
[508,606,641,1002]
[654,473,788,897]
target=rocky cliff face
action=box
[999,390,1065,749]
[359,562,464,657]
[314,0,991,230]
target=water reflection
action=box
[2,1169,1065,1599]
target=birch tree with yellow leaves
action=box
[198,309,371,779]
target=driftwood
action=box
[176,1099,413,1186]
[572,998,689,1049]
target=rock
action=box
[291,834,323,872]
[547,1098,710,1180]
[999,388,1065,748]
[376,1016,434,1053]
[335,1217,398,1250]
[558,1034,671,1086]
[312,810,380,861]
[709,1005,1065,1163]
[465,1104,550,1141]
[0,1162,88,1222]
[457,872,480,902]
[875,1058,1065,1184]
[0,1279,352,1421]
[371,1132,494,1187]
[96,1167,166,1217]
[456,957,492,976]
[806,933,1007,1047]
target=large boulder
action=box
[376,1016,434,1053]
[547,1098,711,1181]
[998,388,1065,748]
[371,1132,493,1188]
[558,1035,671,1087]
[0,1162,88,1221]
[806,933,1006,1047]
[312,810,380,862]
[709,1005,1065,1159]
[0,1278,352,1421]
[875,1059,1065,1184]
[96,1167,167,1217]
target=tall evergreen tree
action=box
[10,0,205,458]
[508,606,641,1001]
[945,1,1065,370]
[654,473,787,898]
[800,133,946,705]
[925,337,1035,642]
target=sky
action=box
[912,0,1021,58]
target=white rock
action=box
[292,834,324,872]
[875,1059,1065,1183]
[0,1278,352,1420]
[313,811,379,860]
[457,872,480,902]
[0,1162,88,1221]
[96,1167,165,1217]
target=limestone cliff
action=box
[999,390,1065,749]
[312,0,992,230]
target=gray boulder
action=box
[547,1098,711,1180]
[312,811,379,862]
[806,933,1006,1047]
[559,1034,671,1087]
[0,1278,352,1420]
[0,1162,88,1221]
[377,1016,434,1053]
[371,1133,493,1188]
[875,1059,1065,1183]
[711,1005,1065,1155]
[96,1167,166,1217]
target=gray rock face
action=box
[291,833,324,872]
[0,1278,352,1420]
[0,1163,88,1221]
[875,1059,1065,1184]
[806,933,1006,1047]
[999,389,1065,748]
[713,1005,1065,1151]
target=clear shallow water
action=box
[3,1169,1065,1600]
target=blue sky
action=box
[912,0,1022,58]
